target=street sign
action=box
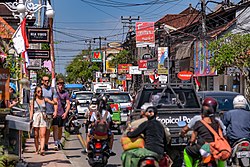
[27,50,50,59]
[108,42,122,48]
[118,64,132,74]
[27,28,50,43]
[129,66,142,75]
[147,59,158,70]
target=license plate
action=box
[237,151,250,158]
[93,156,102,162]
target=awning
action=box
[175,41,193,60]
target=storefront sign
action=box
[136,22,155,47]
[91,51,103,62]
[158,47,168,74]
[117,64,132,74]
[144,70,154,76]
[147,59,158,70]
[27,28,50,43]
[27,59,42,70]
[138,60,147,71]
[129,66,142,75]
[177,71,193,80]
[27,50,50,59]
[126,74,132,80]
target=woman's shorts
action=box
[32,112,47,128]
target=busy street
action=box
[1,0,250,167]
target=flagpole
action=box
[49,17,56,88]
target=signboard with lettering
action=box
[27,28,50,43]
[117,64,132,74]
[27,50,50,59]
[0,68,10,107]
[27,59,42,70]
[138,60,147,71]
[147,59,158,70]
[91,51,103,62]
[136,22,155,47]
[129,66,142,75]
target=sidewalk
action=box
[22,136,73,167]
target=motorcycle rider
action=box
[86,98,116,156]
[122,106,168,167]
[222,95,250,146]
[183,97,225,167]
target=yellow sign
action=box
[106,61,116,73]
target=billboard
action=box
[158,47,168,74]
[106,61,116,74]
[136,22,155,47]
[194,41,217,76]
[91,51,103,62]
[117,64,132,74]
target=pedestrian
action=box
[41,75,58,151]
[29,86,57,156]
[55,78,71,149]
[8,82,19,108]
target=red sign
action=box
[118,64,132,74]
[136,22,155,47]
[138,60,147,70]
[177,71,193,81]
[126,74,132,80]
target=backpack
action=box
[93,110,109,140]
[200,120,232,161]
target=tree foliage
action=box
[208,33,250,98]
[109,50,135,67]
[66,54,99,83]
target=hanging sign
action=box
[91,51,103,62]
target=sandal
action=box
[35,148,40,154]
[40,151,45,156]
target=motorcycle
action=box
[177,121,218,167]
[87,127,110,167]
[65,109,81,134]
[228,138,250,167]
[139,156,160,167]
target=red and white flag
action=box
[12,18,30,74]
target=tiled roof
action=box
[0,16,15,39]
[156,6,201,29]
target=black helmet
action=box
[145,106,158,119]
[202,97,218,116]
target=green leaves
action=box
[109,50,134,67]
[208,33,250,75]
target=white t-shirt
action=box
[90,109,111,123]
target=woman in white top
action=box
[30,86,56,156]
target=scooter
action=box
[65,109,81,134]
[228,138,250,167]
[177,121,217,167]
[139,156,160,167]
[87,126,110,167]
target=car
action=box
[74,91,93,116]
[197,91,249,113]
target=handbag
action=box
[120,135,145,151]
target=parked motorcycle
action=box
[228,138,250,167]
[65,110,81,134]
[87,127,110,167]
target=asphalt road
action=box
[63,118,123,167]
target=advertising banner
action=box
[117,64,132,74]
[126,74,132,80]
[91,51,103,62]
[136,22,155,47]
[158,47,168,74]
[106,61,116,74]
[193,41,217,76]
[138,60,147,71]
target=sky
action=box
[49,0,236,74]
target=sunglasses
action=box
[37,90,42,93]
[43,80,49,82]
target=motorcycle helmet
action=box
[233,95,248,109]
[202,97,218,117]
[9,82,17,93]
[91,97,98,105]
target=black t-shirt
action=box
[193,120,219,145]
[127,119,167,155]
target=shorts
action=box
[32,112,47,128]
[52,116,66,127]
[46,114,54,129]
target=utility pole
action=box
[121,16,140,93]
[85,39,92,61]
[201,0,207,38]
[93,36,106,73]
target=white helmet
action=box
[233,95,248,109]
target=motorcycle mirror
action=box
[72,94,76,99]
[177,121,187,127]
